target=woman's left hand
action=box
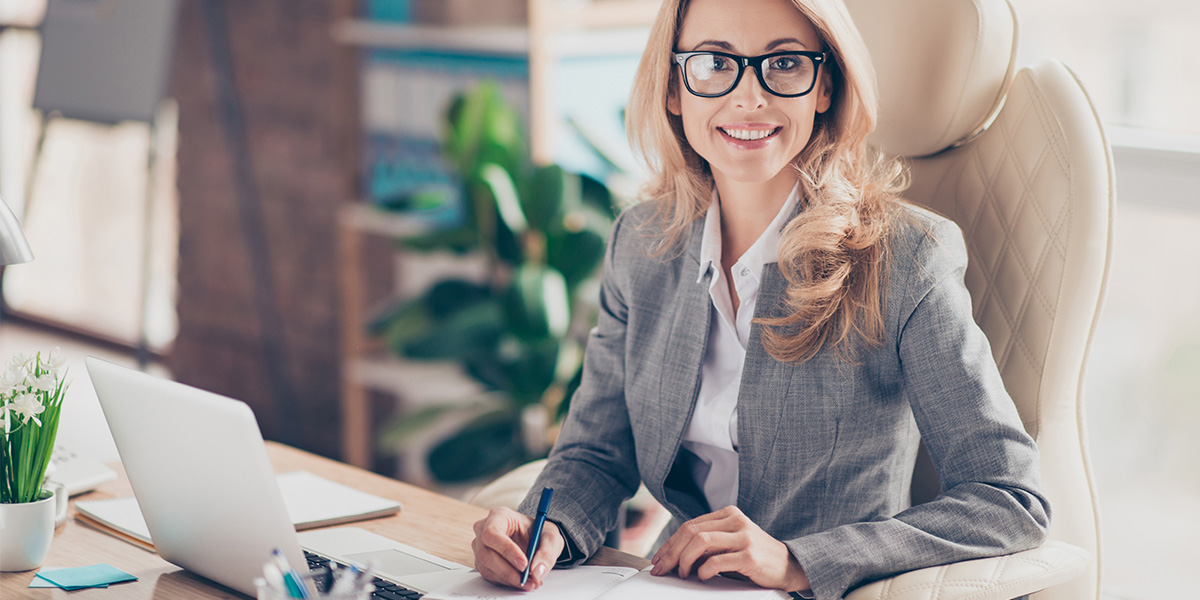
[650,505,810,593]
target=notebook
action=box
[425,565,790,600]
[74,470,401,550]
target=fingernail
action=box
[534,564,546,579]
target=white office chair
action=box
[474,1,1113,598]
[841,0,1112,598]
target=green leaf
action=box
[443,87,486,179]
[427,409,524,482]
[403,301,505,360]
[504,265,570,341]
[380,300,435,355]
[547,205,611,290]
[443,82,526,183]
[479,163,528,236]
[526,165,571,232]
[397,224,480,254]
[425,280,494,320]
[499,338,560,405]
[581,173,619,219]
[547,227,606,291]
[462,353,511,392]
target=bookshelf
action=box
[336,0,659,472]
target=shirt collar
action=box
[696,181,801,283]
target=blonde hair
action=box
[626,0,907,363]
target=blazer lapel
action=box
[737,263,797,505]
[651,220,712,500]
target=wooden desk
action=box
[0,442,647,599]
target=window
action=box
[0,0,178,353]
[1010,1,1200,598]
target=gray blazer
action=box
[519,201,1050,600]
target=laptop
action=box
[85,356,476,597]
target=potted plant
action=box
[0,348,70,571]
[373,81,617,484]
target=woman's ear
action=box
[667,83,682,116]
[816,69,833,114]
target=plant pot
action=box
[0,483,68,572]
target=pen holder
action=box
[255,573,372,600]
[256,566,374,600]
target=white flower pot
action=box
[0,483,68,572]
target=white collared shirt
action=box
[682,182,800,512]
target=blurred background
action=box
[0,1,1196,598]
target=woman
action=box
[470,0,1050,598]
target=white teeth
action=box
[722,128,776,141]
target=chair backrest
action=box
[844,1,1114,599]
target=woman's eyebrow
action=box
[688,38,812,52]
[765,38,811,51]
[690,39,735,51]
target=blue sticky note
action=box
[34,564,136,590]
[29,568,85,588]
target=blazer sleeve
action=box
[784,219,1052,600]
[516,209,642,562]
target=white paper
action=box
[424,565,639,600]
[74,496,151,542]
[593,569,791,600]
[275,471,400,528]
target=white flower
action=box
[9,352,32,371]
[45,347,67,376]
[12,393,43,427]
[0,405,10,433]
[0,367,23,394]
[31,373,57,393]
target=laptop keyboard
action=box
[305,550,423,599]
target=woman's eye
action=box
[771,57,798,71]
[709,56,734,71]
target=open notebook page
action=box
[425,566,639,600]
[426,566,789,600]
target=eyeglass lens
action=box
[684,53,818,97]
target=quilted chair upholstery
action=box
[474,2,1113,599]
[843,0,1113,599]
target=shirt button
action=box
[741,267,750,277]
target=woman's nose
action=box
[730,64,769,109]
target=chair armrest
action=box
[844,541,1090,600]
[468,459,548,510]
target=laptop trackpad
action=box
[343,550,450,578]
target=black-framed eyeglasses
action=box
[673,50,827,98]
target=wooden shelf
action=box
[549,0,661,30]
[342,202,432,238]
[346,353,484,408]
[333,20,650,56]
[333,21,529,54]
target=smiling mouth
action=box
[719,127,781,141]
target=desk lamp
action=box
[0,195,34,265]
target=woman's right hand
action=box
[471,506,566,590]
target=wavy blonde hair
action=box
[626,0,908,363]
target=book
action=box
[424,565,790,600]
[74,470,402,551]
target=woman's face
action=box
[669,0,833,189]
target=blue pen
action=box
[272,548,311,599]
[521,487,554,587]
